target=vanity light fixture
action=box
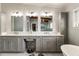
[73,7,79,27]
[26,12,38,17]
[41,12,52,16]
[11,11,23,17]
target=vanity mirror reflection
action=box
[26,16,38,32]
[11,12,23,32]
[26,12,38,32]
[40,12,53,31]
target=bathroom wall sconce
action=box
[73,23,79,27]
[73,7,79,27]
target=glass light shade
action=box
[41,12,52,16]
[11,12,23,17]
[26,12,38,16]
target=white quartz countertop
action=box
[0,33,64,36]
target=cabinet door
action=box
[0,37,24,52]
[4,39,11,51]
[42,38,48,51]
[0,38,4,52]
[42,37,56,52]
[1,37,10,52]
[9,37,24,52]
[56,36,64,51]
[17,37,25,52]
[3,37,18,52]
[10,37,18,52]
[47,38,56,51]
[36,37,42,51]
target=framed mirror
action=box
[26,16,38,32]
[11,12,23,32]
[41,16,53,31]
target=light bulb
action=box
[11,12,23,17]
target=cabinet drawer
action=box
[24,36,39,41]
[42,36,56,40]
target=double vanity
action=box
[0,34,64,53]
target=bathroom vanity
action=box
[0,11,64,52]
[0,34,64,52]
[0,36,24,52]
[36,35,64,52]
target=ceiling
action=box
[22,3,67,8]
[1,3,79,12]
[1,3,67,9]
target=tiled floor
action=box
[0,52,63,56]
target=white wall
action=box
[68,11,79,45]
[0,3,1,34]
[66,4,79,45]
[0,4,1,12]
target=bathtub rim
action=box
[61,44,79,56]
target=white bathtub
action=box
[61,44,79,56]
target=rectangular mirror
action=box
[26,16,38,32]
[41,16,53,31]
[11,16,23,31]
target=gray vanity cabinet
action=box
[0,36,64,52]
[9,37,18,51]
[3,39,12,51]
[36,37,42,51]
[42,37,56,52]
[56,36,64,51]
[0,36,24,52]
[36,36,64,52]
[7,37,24,52]
[36,36,57,52]
[0,38,4,51]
